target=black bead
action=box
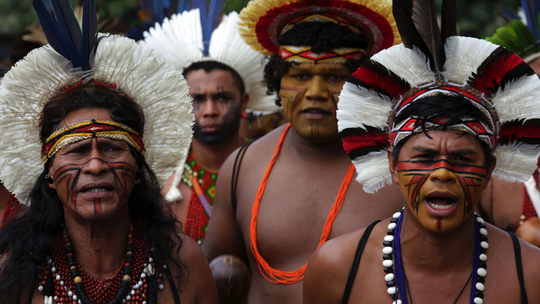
[481,248,487,254]
[383,254,392,260]
[390,218,398,223]
[481,236,488,242]
[384,267,394,273]
[475,290,484,298]
[480,262,487,269]
[71,268,79,278]
[126,243,135,251]
[123,265,132,276]
[386,281,395,287]
[479,223,486,229]
[383,241,392,247]
[477,276,485,283]
[387,230,394,235]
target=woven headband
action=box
[42,120,145,161]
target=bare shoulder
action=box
[178,234,210,269]
[518,236,540,300]
[303,227,367,304]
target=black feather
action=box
[412,0,445,73]
[81,0,97,71]
[33,0,82,68]
[51,0,83,53]
[440,0,457,42]
[392,0,434,71]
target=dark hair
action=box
[0,84,186,302]
[264,22,367,106]
[183,60,245,95]
[391,92,495,168]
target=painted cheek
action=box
[279,86,303,122]
[329,91,340,114]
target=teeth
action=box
[89,188,107,193]
[428,199,456,209]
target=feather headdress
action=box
[337,0,540,193]
[238,0,401,59]
[0,0,193,205]
[486,0,540,63]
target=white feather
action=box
[492,74,540,122]
[493,144,540,183]
[351,151,393,193]
[337,82,393,131]
[371,44,436,87]
[442,36,499,84]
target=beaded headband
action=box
[278,46,366,64]
[42,120,145,161]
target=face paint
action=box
[51,158,137,216]
[397,159,488,232]
[187,70,245,145]
[279,63,351,143]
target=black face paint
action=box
[193,101,242,144]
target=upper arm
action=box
[202,148,249,264]
[178,235,218,304]
[303,237,355,304]
[520,240,540,302]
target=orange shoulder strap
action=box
[250,124,356,284]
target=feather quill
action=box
[392,0,433,71]
[33,0,82,68]
[411,0,445,73]
[81,0,97,71]
[440,0,457,42]
[51,0,82,53]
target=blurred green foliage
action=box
[0,0,524,38]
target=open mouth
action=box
[301,107,332,119]
[426,197,457,209]
[86,188,109,193]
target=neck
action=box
[63,214,130,279]
[288,127,349,161]
[399,209,476,273]
[192,132,242,171]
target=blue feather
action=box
[80,0,97,71]
[33,0,82,68]
[191,0,209,54]
[496,5,520,23]
[521,0,538,39]
[177,0,190,13]
[154,0,165,24]
[207,0,224,35]
[51,0,83,53]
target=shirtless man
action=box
[303,1,540,302]
[143,10,275,243]
[201,0,404,303]
[0,1,216,302]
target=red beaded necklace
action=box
[39,223,162,304]
[0,194,20,229]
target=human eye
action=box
[291,74,310,80]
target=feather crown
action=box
[0,0,193,204]
[337,0,540,193]
[238,0,401,60]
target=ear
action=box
[135,167,142,185]
[241,92,249,114]
[387,148,400,185]
[48,167,56,190]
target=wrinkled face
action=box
[280,63,351,143]
[48,108,140,221]
[389,130,494,233]
[186,69,248,144]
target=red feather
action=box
[472,53,523,94]
[499,123,540,143]
[342,131,388,154]
[352,65,410,99]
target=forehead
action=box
[60,108,112,128]
[401,130,485,153]
[286,63,351,75]
[185,69,239,92]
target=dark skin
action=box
[32,108,217,304]
[163,69,248,223]
[202,63,403,304]
[303,131,540,304]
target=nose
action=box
[305,76,329,101]
[429,167,457,184]
[82,140,110,176]
[198,99,220,118]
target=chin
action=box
[292,123,340,143]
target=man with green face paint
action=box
[303,0,540,303]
